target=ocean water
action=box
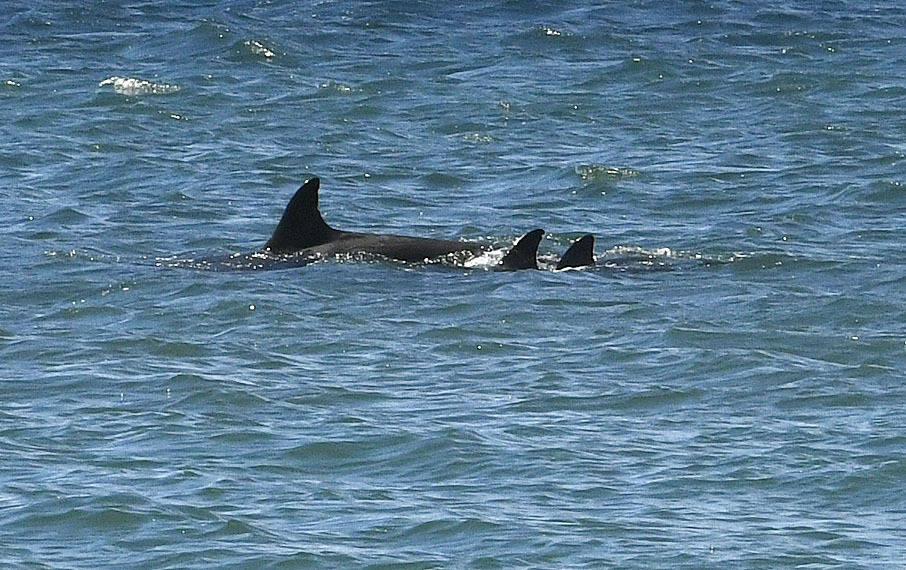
[3,1,906,567]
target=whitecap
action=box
[575,164,643,181]
[463,249,505,269]
[99,76,180,95]
[244,40,276,58]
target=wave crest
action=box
[99,76,180,95]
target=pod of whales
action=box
[190,177,595,271]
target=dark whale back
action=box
[260,178,548,270]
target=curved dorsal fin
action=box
[556,234,595,269]
[263,177,338,254]
[499,228,544,270]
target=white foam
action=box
[463,250,505,269]
[99,76,180,95]
[244,40,276,58]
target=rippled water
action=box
[3,1,906,567]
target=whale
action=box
[556,233,595,270]
[175,177,594,271]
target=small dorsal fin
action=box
[263,177,338,254]
[498,229,544,270]
[556,234,595,269]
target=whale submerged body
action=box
[182,177,594,271]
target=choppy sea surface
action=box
[3,1,906,567]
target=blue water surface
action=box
[2,1,906,567]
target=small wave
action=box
[99,76,179,95]
[43,249,120,265]
[608,245,675,258]
[867,180,906,203]
[464,132,494,143]
[42,207,89,224]
[529,25,574,39]
[507,25,579,51]
[319,80,354,94]
[598,245,735,272]
[609,244,740,265]
[601,245,675,272]
[243,40,276,59]
[575,164,643,181]
[462,249,505,269]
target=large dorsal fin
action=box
[498,228,544,270]
[556,234,595,269]
[263,177,338,254]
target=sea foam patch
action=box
[99,76,180,95]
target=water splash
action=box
[243,40,276,59]
[99,76,179,96]
[575,164,643,181]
